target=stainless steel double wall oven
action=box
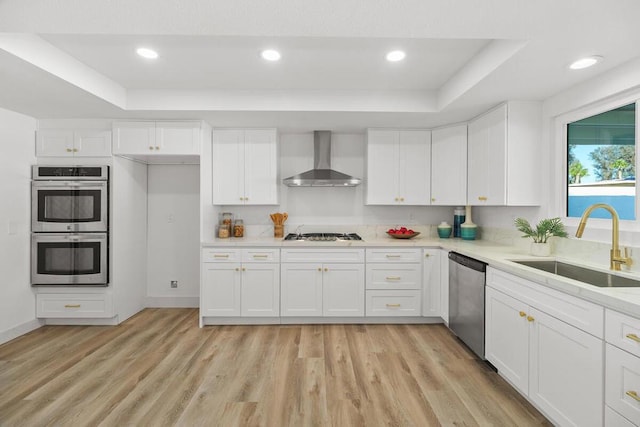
[31,165,109,286]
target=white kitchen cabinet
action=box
[36,129,112,157]
[281,249,365,317]
[440,249,449,324]
[467,102,541,206]
[605,309,640,426]
[430,124,467,205]
[365,248,422,317]
[486,268,604,427]
[36,293,114,318]
[422,249,441,317]
[201,248,280,318]
[113,121,201,156]
[212,128,278,205]
[366,129,431,205]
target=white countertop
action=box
[202,236,640,319]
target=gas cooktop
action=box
[283,233,363,242]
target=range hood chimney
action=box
[283,131,362,187]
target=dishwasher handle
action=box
[449,251,487,273]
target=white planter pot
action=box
[530,242,551,257]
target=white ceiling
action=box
[1,0,640,132]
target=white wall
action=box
[147,164,200,306]
[0,107,40,344]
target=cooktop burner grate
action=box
[283,233,363,241]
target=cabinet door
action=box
[243,129,278,205]
[467,107,507,205]
[113,122,156,155]
[422,249,440,317]
[323,263,364,317]
[212,129,245,205]
[280,264,323,316]
[366,130,399,205]
[398,130,431,205]
[156,122,200,155]
[241,263,280,317]
[528,307,603,427]
[485,287,530,394]
[74,130,112,157]
[36,130,74,157]
[439,250,449,323]
[201,263,241,317]
[431,125,467,205]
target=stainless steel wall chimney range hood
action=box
[283,131,362,187]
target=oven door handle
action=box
[33,181,106,188]
[64,235,105,241]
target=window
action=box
[566,102,636,220]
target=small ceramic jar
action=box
[437,221,452,238]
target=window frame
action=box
[554,94,640,233]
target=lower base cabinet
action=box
[486,268,604,427]
[36,293,114,318]
[280,263,364,317]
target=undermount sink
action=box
[511,260,640,288]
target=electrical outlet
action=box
[170,280,178,288]
[167,214,175,223]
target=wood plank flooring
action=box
[0,309,551,426]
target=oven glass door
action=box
[32,181,108,232]
[32,234,108,285]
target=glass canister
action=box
[217,222,230,238]
[233,219,244,238]
[221,212,233,227]
[453,206,465,238]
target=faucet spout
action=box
[575,203,632,271]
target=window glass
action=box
[567,103,636,219]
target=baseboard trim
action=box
[0,318,44,345]
[145,296,199,308]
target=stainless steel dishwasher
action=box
[448,251,487,359]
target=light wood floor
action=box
[0,309,551,426]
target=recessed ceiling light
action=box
[136,47,158,59]
[569,55,603,70]
[261,49,281,61]
[386,50,406,62]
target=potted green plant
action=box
[514,217,568,256]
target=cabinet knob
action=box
[478,196,488,201]
[324,268,328,272]
[66,148,72,152]
[317,267,322,272]
[425,253,430,258]
[242,267,246,271]
[72,148,78,152]
[235,267,240,271]
[431,198,436,202]
[394,197,399,202]
[149,146,154,150]
[527,315,535,322]
[519,311,526,317]
[155,146,160,150]
[400,197,404,202]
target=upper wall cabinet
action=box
[36,129,112,157]
[112,121,202,163]
[212,128,278,205]
[366,129,431,205]
[467,102,541,206]
[430,124,467,206]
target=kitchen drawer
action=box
[366,263,422,290]
[366,248,421,263]
[607,309,640,358]
[202,248,241,263]
[36,293,113,318]
[281,249,364,263]
[606,344,640,425]
[487,267,604,337]
[365,290,421,317]
[241,248,280,263]
[606,406,636,427]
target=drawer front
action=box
[241,248,280,263]
[487,267,604,337]
[36,293,113,318]
[366,264,422,290]
[281,249,364,263]
[606,344,640,425]
[202,248,241,263]
[366,248,421,263]
[607,309,640,358]
[605,406,636,427]
[366,290,421,317]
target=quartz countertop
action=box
[202,236,640,319]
